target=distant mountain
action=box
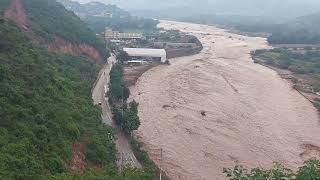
[74,0,320,19]
[268,12,320,44]
[58,0,158,34]
[58,0,130,18]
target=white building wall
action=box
[123,48,167,63]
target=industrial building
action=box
[123,48,167,63]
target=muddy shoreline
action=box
[130,20,320,180]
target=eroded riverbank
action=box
[130,21,320,180]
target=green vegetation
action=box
[116,50,129,64]
[168,10,320,44]
[108,63,158,178]
[0,19,116,177]
[86,16,159,34]
[57,0,130,19]
[57,0,158,34]
[129,137,159,178]
[254,49,320,87]
[123,101,141,134]
[22,0,108,58]
[254,48,320,111]
[224,159,320,180]
[0,5,152,180]
[108,64,140,135]
[109,64,130,101]
[254,49,320,74]
[52,167,153,180]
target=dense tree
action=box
[116,50,130,64]
[224,159,320,180]
[0,19,116,176]
[123,100,141,134]
[108,64,140,134]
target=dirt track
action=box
[130,21,320,180]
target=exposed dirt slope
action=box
[4,0,104,64]
[47,36,104,64]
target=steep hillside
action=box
[58,0,130,18]
[0,0,153,179]
[268,13,320,44]
[0,18,116,177]
[4,0,108,63]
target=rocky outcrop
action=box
[4,0,104,64]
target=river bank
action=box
[129,20,320,180]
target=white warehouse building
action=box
[123,48,167,63]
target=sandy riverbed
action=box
[130,20,320,180]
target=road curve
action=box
[130,21,320,180]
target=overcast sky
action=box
[73,0,320,18]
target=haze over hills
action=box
[58,0,158,34]
[58,0,130,18]
[269,12,320,44]
[74,0,320,20]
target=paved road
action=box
[92,54,141,168]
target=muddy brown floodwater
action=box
[129,20,320,180]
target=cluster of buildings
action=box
[105,28,167,64]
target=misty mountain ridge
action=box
[58,0,130,18]
[74,0,320,19]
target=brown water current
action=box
[129,20,320,180]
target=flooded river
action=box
[130,21,320,180]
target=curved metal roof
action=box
[123,48,166,57]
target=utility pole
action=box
[159,148,163,180]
